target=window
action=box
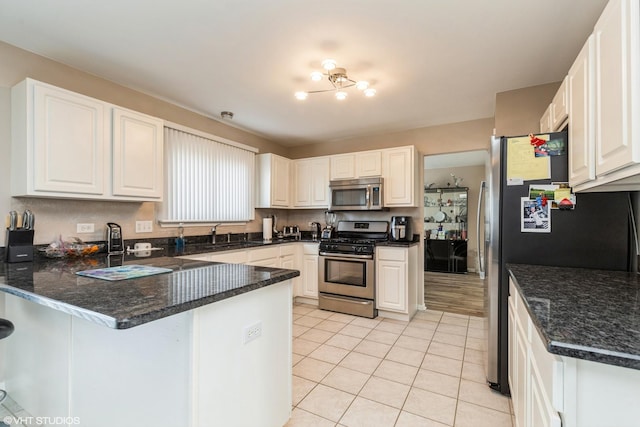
[159,125,256,223]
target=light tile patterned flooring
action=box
[287,304,514,427]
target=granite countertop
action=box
[0,254,299,330]
[507,263,640,370]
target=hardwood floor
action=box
[424,271,486,317]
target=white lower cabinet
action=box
[508,279,562,427]
[300,244,319,301]
[509,278,640,427]
[375,245,417,320]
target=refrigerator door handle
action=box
[476,180,486,279]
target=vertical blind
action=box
[161,127,255,223]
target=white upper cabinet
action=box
[569,0,640,192]
[568,36,596,187]
[330,150,382,180]
[12,79,109,197]
[550,76,568,131]
[112,107,164,199]
[382,146,418,207]
[540,104,552,133]
[594,0,640,176]
[255,153,291,208]
[11,78,164,201]
[292,157,330,208]
[330,153,357,180]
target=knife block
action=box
[5,229,34,263]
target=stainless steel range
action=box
[318,220,389,318]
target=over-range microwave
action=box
[329,177,384,211]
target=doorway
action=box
[423,150,488,317]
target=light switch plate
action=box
[76,223,95,233]
[135,221,153,233]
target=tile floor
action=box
[287,304,514,427]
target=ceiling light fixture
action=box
[295,59,377,101]
[220,111,234,120]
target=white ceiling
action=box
[0,0,608,146]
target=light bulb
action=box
[295,91,308,100]
[335,91,348,100]
[364,88,376,97]
[355,81,369,90]
[310,71,323,81]
[322,59,337,71]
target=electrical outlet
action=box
[135,221,153,233]
[76,223,95,233]
[243,321,262,344]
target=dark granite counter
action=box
[507,263,640,370]
[0,254,299,329]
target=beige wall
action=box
[289,117,494,159]
[494,81,560,137]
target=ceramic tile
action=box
[292,353,305,366]
[375,320,409,334]
[461,361,487,384]
[293,323,311,337]
[403,387,457,426]
[435,323,468,337]
[295,315,325,328]
[298,384,355,423]
[466,326,485,339]
[339,351,382,375]
[412,368,460,398]
[454,401,513,427]
[327,312,357,324]
[465,336,485,352]
[373,360,419,385]
[293,375,318,406]
[402,326,435,340]
[307,309,335,319]
[308,344,350,364]
[285,408,336,427]
[432,330,466,347]
[385,345,426,367]
[300,328,336,344]
[293,357,335,382]
[395,410,449,427]
[338,396,400,427]
[458,379,511,413]
[340,324,373,339]
[414,310,444,322]
[293,337,322,356]
[428,341,465,360]
[325,334,362,351]
[394,335,431,352]
[315,319,348,333]
[463,348,485,365]
[366,329,400,345]
[293,305,316,315]
[353,339,392,358]
[350,317,382,329]
[421,353,463,377]
[407,319,439,331]
[359,376,410,409]
[321,366,370,395]
[440,313,470,327]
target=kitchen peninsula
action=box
[0,255,299,427]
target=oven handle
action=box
[320,294,373,305]
[319,252,374,260]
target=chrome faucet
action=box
[211,224,221,244]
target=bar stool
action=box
[0,318,14,404]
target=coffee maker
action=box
[390,216,413,242]
[106,222,124,254]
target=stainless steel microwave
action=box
[329,177,384,211]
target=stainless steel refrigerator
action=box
[481,131,636,394]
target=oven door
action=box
[318,253,375,300]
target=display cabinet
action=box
[424,187,468,273]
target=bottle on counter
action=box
[175,223,185,252]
